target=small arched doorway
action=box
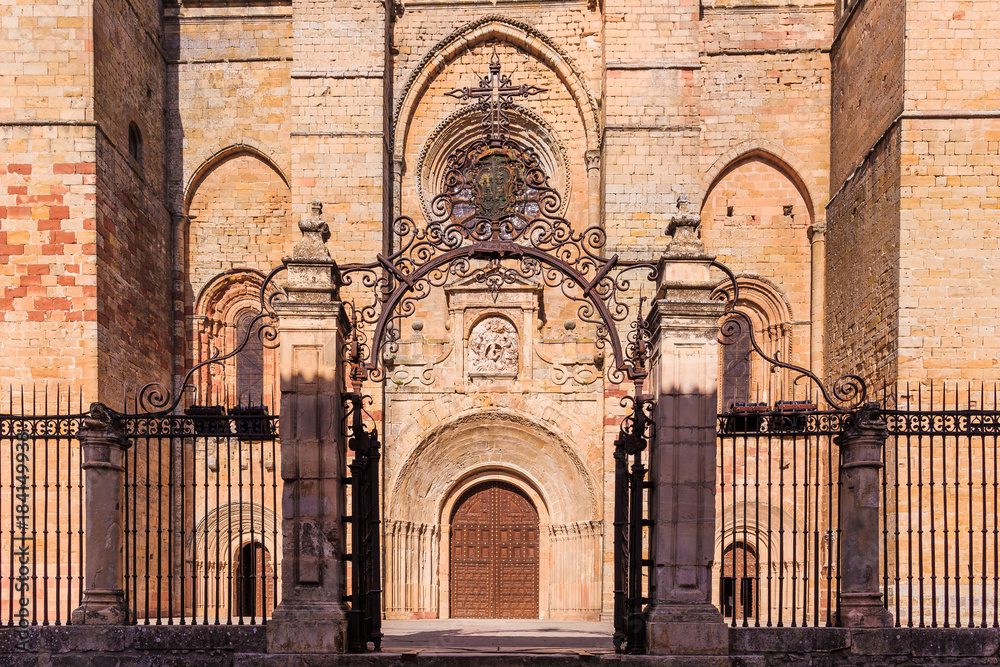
[721,542,758,620]
[450,481,539,618]
[234,541,274,618]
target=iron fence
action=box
[0,387,85,626]
[882,383,1000,627]
[717,403,846,627]
[0,387,282,627]
[121,399,281,625]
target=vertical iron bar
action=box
[717,417,725,628]
[214,432,221,625]
[248,427,257,626]
[755,419,762,627]
[994,383,999,628]
[954,384,961,627]
[905,383,914,627]
[982,383,988,628]
[778,427,785,626]
[31,386,38,625]
[179,422,186,625]
[803,427,810,628]
[767,418,774,627]
[259,428,267,622]
[42,385,49,625]
[271,430,278,618]
[7,388,15,626]
[226,428,234,624]
[236,405,243,625]
[168,431,175,625]
[742,430,749,628]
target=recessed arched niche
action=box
[417,104,570,222]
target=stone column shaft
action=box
[837,405,893,628]
[71,405,128,625]
[808,224,826,379]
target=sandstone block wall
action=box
[0,0,98,393]
[829,0,1000,387]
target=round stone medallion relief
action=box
[468,317,519,377]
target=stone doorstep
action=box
[235,653,733,666]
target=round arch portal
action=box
[384,410,603,621]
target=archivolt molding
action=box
[416,104,571,222]
[388,401,601,525]
[700,141,819,223]
[440,467,550,528]
[182,142,290,218]
[194,268,280,326]
[392,16,600,160]
[713,274,795,360]
[715,502,795,565]
[190,502,279,567]
[713,274,793,329]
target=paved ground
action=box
[380,619,616,655]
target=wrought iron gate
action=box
[344,392,382,652]
[612,393,654,654]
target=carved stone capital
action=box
[807,223,827,243]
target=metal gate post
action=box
[644,211,729,656]
[267,203,351,654]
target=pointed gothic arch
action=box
[701,144,818,224]
[183,144,290,217]
[392,17,600,161]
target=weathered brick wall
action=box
[164,2,292,382]
[701,156,812,374]
[186,157,292,303]
[291,0,386,263]
[604,0,700,256]
[897,119,1000,382]
[894,0,1000,383]
[827,0,906,386]
[700,1,832,205]
[829,0,904,190]
[91,0,172,400]
[904,0,1000,114]
[826,126,901,386]
[0,0,98,393]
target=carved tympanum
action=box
[468,317,519,376]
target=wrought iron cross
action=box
[446,45,547,146]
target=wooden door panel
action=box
[450,481,539,618]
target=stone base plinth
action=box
[645,603,729,656]
[70,588,128,625]
[839,594,893,628]
[267,603,348,654]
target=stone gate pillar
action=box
[71,404,128,625]
[267,203,350,654]
[645,212,728,656]
[836,405,893,628]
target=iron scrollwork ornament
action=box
[339,49,658,385]
[711,260,867,412]
[132,264,287,417]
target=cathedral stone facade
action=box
[2,0,999,627]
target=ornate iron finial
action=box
[347,304,366,393]
[445,44,547,146]
[626,296,651,388]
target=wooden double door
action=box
[449,481,539,618]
